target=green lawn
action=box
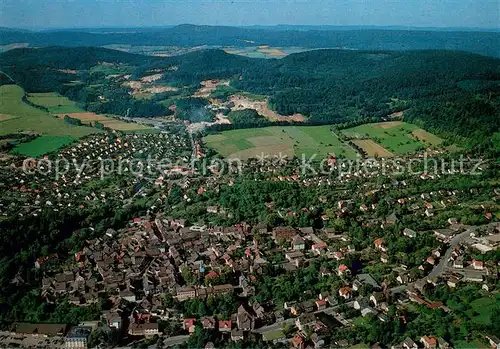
[262,329,286,341]
[466,297,496,325]
[341,122,442,154]
[0,85,100,138]
[204,125,357,160]
[11,135,77,157]
[454,340,489,349]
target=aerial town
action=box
[0,4,499,348]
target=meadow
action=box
[11,135,77,157]
[27,92,84,113]
[341,121,443,156]
[0,85,100,138]
[56,112,152,131]
[204,125,358,160]
[204,122,444,160]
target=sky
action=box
[0,0,498,29]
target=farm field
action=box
[11,135,76,157]
[224,46,311,59]
[341,121,443,155]
[56,112,152,131]
[0,85,100,138]
[27,92,84,114]
[204,125,358,160]
[352,139,393,157]
[0,113,19,122]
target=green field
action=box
[262,329,286,341]
[454,340,489,349]
[466,297,496,325]
[341,121,443,155]
[27,92,84,113]
[11,135,77,157]
[0,85,100,138]
[204,125,358,160]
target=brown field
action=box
[388,111,404,118]
[57,112,150,131]
[412,129,443,146]
[0,113,19,122]
[373,121,404,129]
[353,139,393,157]
[56,112,108,121]
[99,119,150,131]
[258,47,287,57]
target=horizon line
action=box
[2,23,499,32]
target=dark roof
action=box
[13,323,68,336]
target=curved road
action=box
[421,222,498,282]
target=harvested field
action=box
[100,119,151,131]
[0,113,19,122]
[412,129,443,146]
[353,139,393,157]
[257,46,287,57]
[373,121,403,129]
[57,112,151,131]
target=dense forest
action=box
[1,47,499,147]
[0,25,499,57]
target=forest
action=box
[1,47,499,149]
[0,25,499,57]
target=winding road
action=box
[419,222,498,283]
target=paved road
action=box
[422,222,498,282]
[253,318,295,334]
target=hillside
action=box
[0,46,159,69]
[1,47,499,148]
[0,84,100,137]
[0,24,499,57]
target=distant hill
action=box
[0,24,499,57]
[1,47,499,147]
[0,46,159,70]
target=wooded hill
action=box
[1,47,499,148]
[1,24,499,57]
